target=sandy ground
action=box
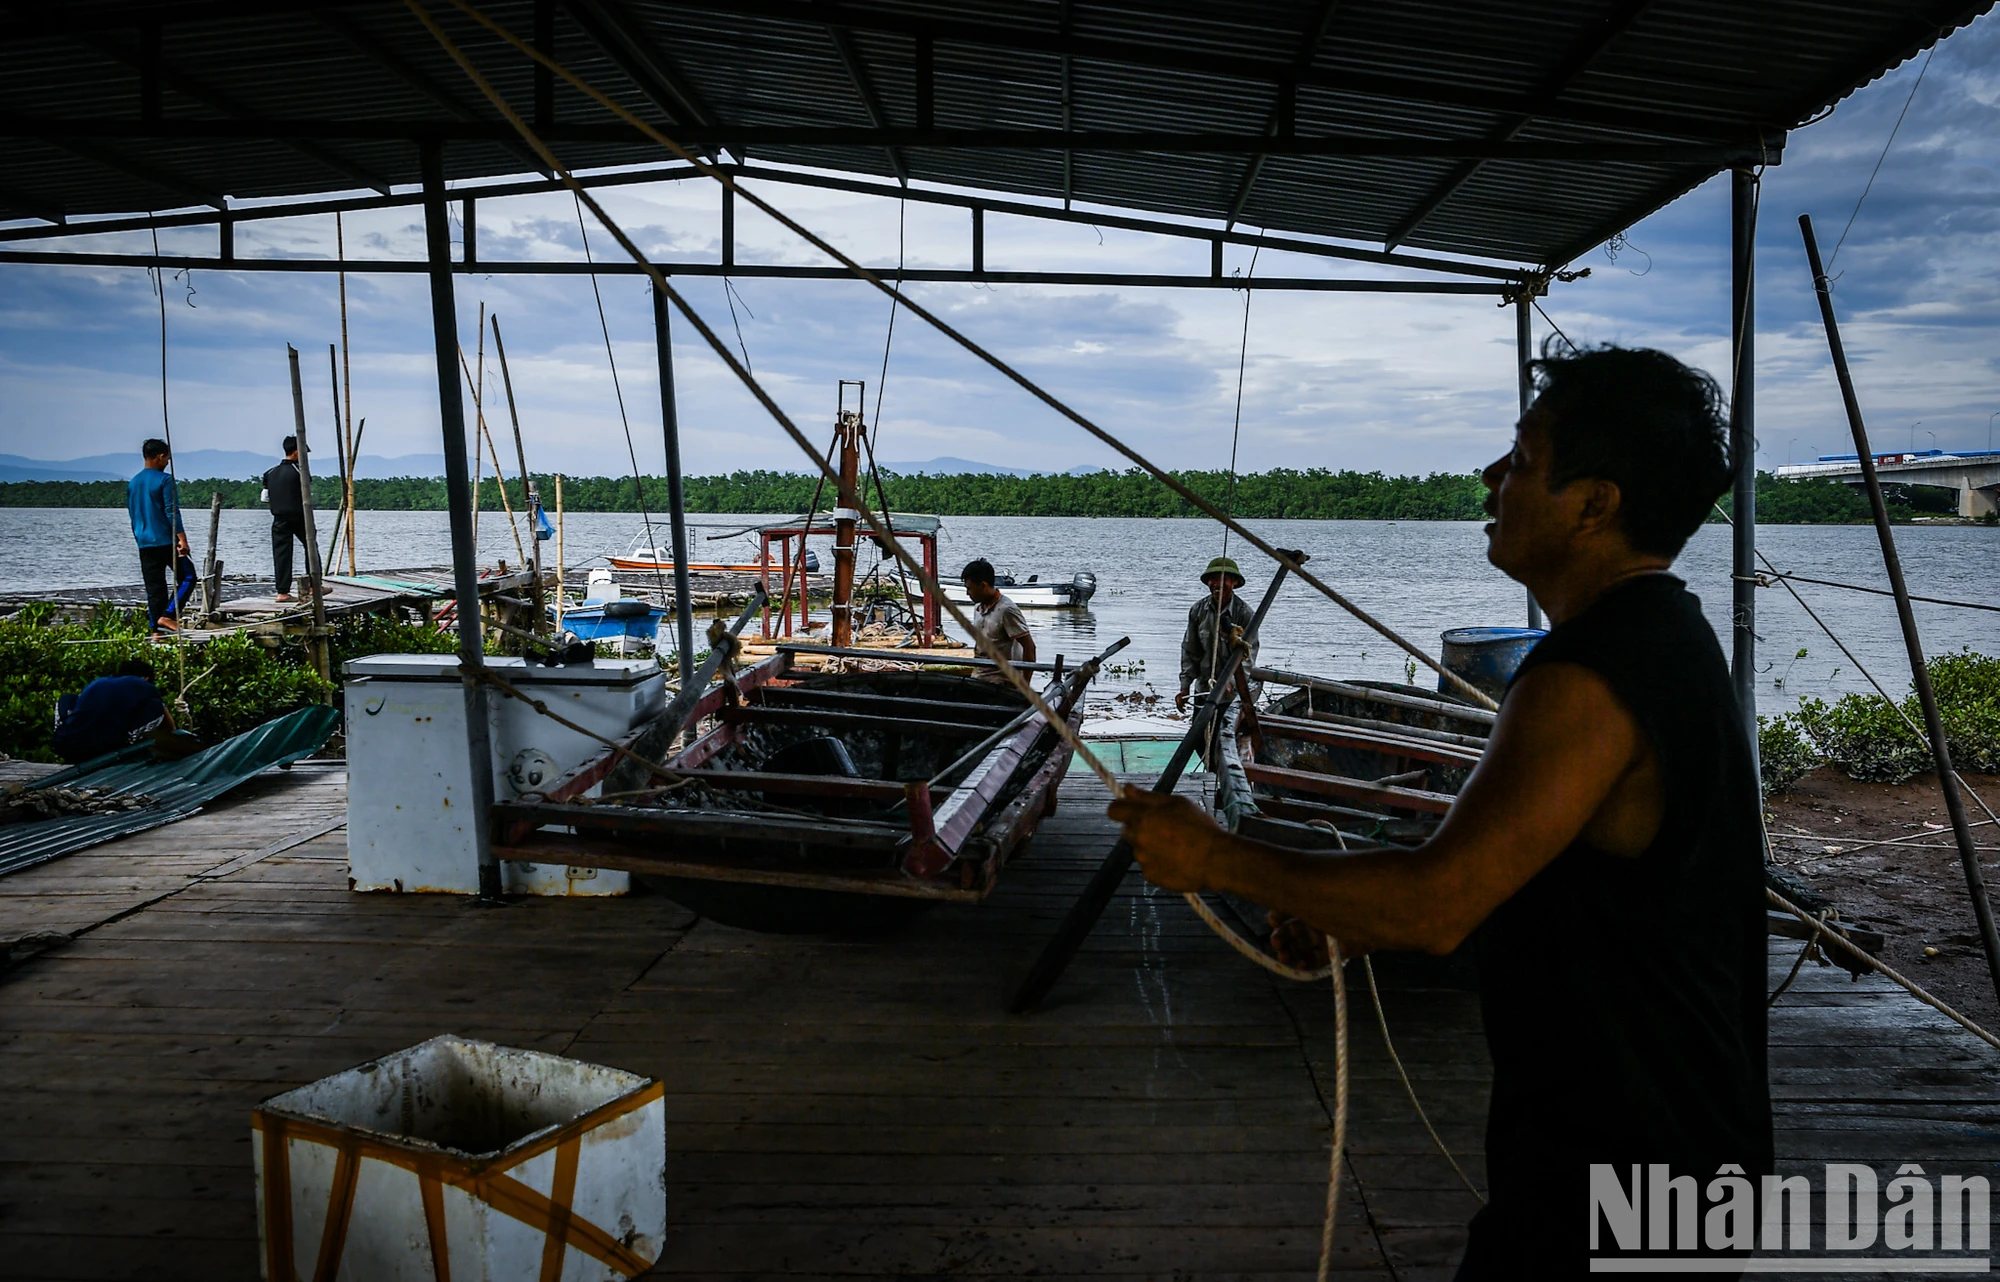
[1766,766,2000,1029]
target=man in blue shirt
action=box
[52,659,174,764]
[127,438,189,632]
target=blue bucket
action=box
[1439,627,1546,702]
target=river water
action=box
[3,506,1993,718]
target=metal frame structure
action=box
[5,0,1976,879]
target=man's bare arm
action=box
[1110,662,1647,954]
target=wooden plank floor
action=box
[0,770,1994,1279]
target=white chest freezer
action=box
[344,654,665,896]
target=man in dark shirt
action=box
[263,436,317,602]
[1111,345,1768,1277]
[53,659,172,764]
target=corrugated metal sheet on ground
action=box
[0,705,340,878]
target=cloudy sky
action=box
[2,13,1995,480]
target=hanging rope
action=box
[867,197,920,631]
[574,192,670,605]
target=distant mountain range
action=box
[0,450,459,483]
[0,451,1108,483]
[879,457,1107,477]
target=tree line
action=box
[0,467,1896,523]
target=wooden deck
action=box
[0,767,1995,1278]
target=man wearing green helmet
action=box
[1175,555,1257,719]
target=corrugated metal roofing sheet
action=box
[0,704,339,878]
[0,0,1991,265]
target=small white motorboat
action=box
[942,570,1098,609]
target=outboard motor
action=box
[803,549,822,573]
[1070,571,1098,604]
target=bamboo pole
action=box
[489,314,546,627]
[470,301,486,547]
[326,343,346,573]
[554,472,566,630]
[1800,213,2000,1007]
[337,212,357,574]
[285,345,330,686]
[457,342,527,567]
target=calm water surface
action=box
[3,507,1993,718]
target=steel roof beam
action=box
[65,30,394,196]
[317,8,547,175]
[607,0,1773,143]
[0,157,1537,280]
[45,137,224,209]
[0,117,1780,162]
[825,24,908,184]
[1225,0,1341,230]
[562,0,717,129]
[0,248,1514,292]
[1383,0,1659,249]
[0,177,65,225]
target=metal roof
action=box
[0,0,1991,267]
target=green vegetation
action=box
[2,466,1941,523]
[0,468,1488,519]
[1758,649,2000,791]
[0,606,486,762]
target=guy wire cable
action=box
[575,190,670,606]
[417,0,1501,714]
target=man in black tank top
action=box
[1112,345,1770,1277]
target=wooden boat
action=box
[491,630,1109,932]
[1215,667,1493,852]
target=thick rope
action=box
[423,0,1500,713]
[1318,934,1347,1282]
[1767,888,2000,1051]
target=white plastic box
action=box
[252,1034,667,1281]
[344,655,665,896]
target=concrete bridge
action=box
[1775,449,2000,517]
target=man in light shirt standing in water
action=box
[960,559,1035,679]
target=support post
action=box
[652,281,697,669]
[1801,212,2000,1007]
[463,195,477,265]
[1515,294,1543,629]
[971,206,984,273]
[721,185,734,269]
[1730,171,1758,766]
[218,208,234,262]
[422,139,500,901]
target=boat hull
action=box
[489,655,1089,929]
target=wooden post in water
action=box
[489,315,546,629]
[337,211,357,575]
[285,345,330,684]
[1800,213,2000,1006]
[326,343,346,577]
[200,491,223,620]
